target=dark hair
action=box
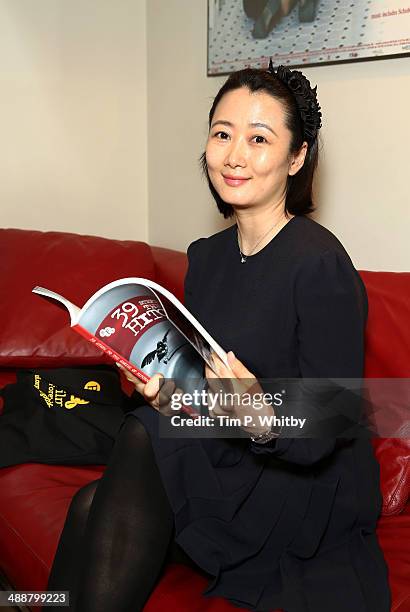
[199,68,320,219]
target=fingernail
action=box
[228,351,236,360]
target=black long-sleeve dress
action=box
[127,215,391,612]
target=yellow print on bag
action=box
[65,396,90,410]
[54,389,66,407]
[84,381,101,392]
[33,374,90,410]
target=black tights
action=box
[47,416,200,611]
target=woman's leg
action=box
[48,415,188,611]
[47,480,100,607]
[74,415,176,612]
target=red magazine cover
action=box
[33,278,229,416]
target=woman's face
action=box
[205,86,305,212]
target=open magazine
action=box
[33,278,229,416]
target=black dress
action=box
[126,216,391,612]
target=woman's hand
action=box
[117,365,182,417]
[205,351,275,436]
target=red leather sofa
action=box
[0,228,409,612]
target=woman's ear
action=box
[288,141,308,176]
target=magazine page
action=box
[78,282,202,381]
[32,287,81,324]
[77,280,224,411]
[80,277,229,370]
[147,289,217,372]
[33,278,229,417]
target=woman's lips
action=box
[222,176,250,187]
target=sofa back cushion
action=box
[151,245,188,304]
[360,270,410,515]
[361,271,410,378]
[0,229,156,367]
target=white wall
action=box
[0,0,148,241]
[1,1,408,270]
[147,0,410,272]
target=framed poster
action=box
[207,0,410,74]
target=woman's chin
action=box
[223,197,255,209]
[218,190,253,207]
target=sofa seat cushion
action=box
[0,462,407,612]
[0,229,156,368]
[0,463,105,594]
[144,564,283,611]
[0,462,282,611]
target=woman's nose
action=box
[225,137,247,168]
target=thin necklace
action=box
[237,218,284,263]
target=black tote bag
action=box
[0,366,134,467]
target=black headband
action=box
[268,59,322,144]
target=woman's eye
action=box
[252,135,267,144]
[214,131,230,140]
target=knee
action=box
[67,480,99,525]
[119,415,151,449]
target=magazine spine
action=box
[73,324,198,417]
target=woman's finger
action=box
[116,363,135,380]
[116,364,146,393]
[133,379,146,396]
[143,373,164,402]
[207,351,232,379]
[157,378,176,409]
[210,400,233,418]
[226,351,255,379]
[156,381,182,417]
[209,351,233,376]
[205,367,216,379]
[205,363,218,379]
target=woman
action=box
[48,62,391,612]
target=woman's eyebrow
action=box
[250,121,277,136]
[211,119,277,137]
[210,120,234,130]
